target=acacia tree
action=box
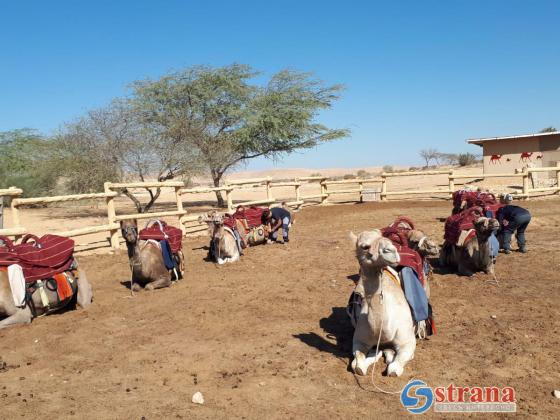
[419,148,440,167]
[130,64,348,206]
[58,100,200,213]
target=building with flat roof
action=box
[468,131,560,175]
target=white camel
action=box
[350,230,416,377]
[199,212,241,264]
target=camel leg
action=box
[351,337,380,375]
[457,261,474,277]
[0,307,33,330]
[387,339,416,377]
[145,276,171,291]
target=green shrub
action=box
[382,165,394,173]
[458,153,477,167]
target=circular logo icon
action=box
[400,379,434,414]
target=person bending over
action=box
[262,205,292,244]
[497,194,531,254]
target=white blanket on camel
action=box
[8,264,26,307]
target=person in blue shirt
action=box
[496,194,531,254]
[262,203,292,243]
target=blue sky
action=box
[1,0,559,169]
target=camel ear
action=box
[349,231,358,246]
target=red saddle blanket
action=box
[381,226,425,286]
[224,206,268,232]
[453,190,503,218]
[139,220,182,254]
[444,206,484,245]
[0,234,75,282]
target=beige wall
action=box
[480,134,560,174]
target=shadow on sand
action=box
[293,307,353,361]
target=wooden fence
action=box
[1,165,559,252]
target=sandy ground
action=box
[1,199,559,419]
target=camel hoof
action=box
[351,358,367,376]
[145,284,155,291]
[217,258,225,265]
[131,283,142,292]
[386,361,403,377]
[383,349,395,364]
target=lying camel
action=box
[407,229,439,300]
[350,230,416,377]
[439,217,499,276]
[199,213,241,264]
[120,220,183,290]
[0,261,93,329]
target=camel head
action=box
[351,230,400,268]
[199,212,225,238]
[407,229,439,257]
[120,219,138,244]
[473,217,499,240]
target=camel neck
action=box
[361,266,384,296]
[126,240,138,260]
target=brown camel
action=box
[0,261,93,329]
[439,217,499,276]
[120,220,183,290]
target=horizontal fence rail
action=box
[1,163,559,252]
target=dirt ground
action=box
[1,200,559,419]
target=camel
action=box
[439,216,499,276]
[350,230,416,377]
[407,229,439,258]
[0,261,93,329]
[520,152,533,162]
[406,229,439,299]
[120,220,183,290]
[199,212,241,264]
[490,154,502,164]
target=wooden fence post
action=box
[104,182,120,250]
[175,185,186,234]
[10,196,23,241]
[381,176,387,201]
[359,181,364,203]
[265,178,273,202]
[522,167,530,197]
[226,188,233,213]
[555,162,560,194]
[448,171,455,198]
[320,178,328,205]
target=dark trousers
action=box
[502,212,531,250]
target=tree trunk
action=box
[211,170,226,208]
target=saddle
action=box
[225,206,269,247]
[381,225,425,286]
[444,206,484,246]
[0,234,75,282]
[0,234,79,316]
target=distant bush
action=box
[310,172,322,177]
[408,167,420,172]
[343,174,356,179]
[382,165,394,173]
[0,129,61,201]
[357,169,370,178]
[458,153,477,166]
